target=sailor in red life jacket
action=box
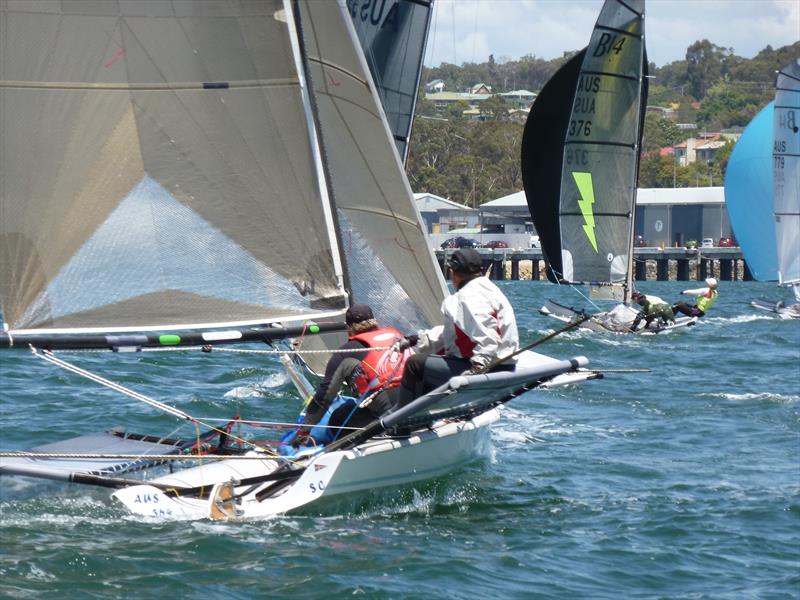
[391,248,519,409]
[293,304,409,440]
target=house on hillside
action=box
[674,133,727,166]
[470,83,492,94]
[499,90,537,108]
[425,79,445,93]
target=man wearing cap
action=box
[392,248,519,408]
[672,277,719,318]
[630,291,675,330]
[293,304,407,440]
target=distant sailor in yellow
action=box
[672,277,719,318]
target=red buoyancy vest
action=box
[349,327,411,396]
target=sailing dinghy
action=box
[761,59,800,319]
[520,0,695,335]
[727,59,800,319]
[0,0,600,520]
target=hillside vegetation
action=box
[406,41,799,204]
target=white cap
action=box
[705,277,718,287]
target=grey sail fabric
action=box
[558,0,645,288]
[0,0,345,333]
[773,58,800,286]
[348,0,432,162]
[297,0,447,338]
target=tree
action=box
[641,113,689,153]
[479,95,509,121]
[685,39,730,99]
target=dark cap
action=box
[447,248,483,274]
[345,303,374,325]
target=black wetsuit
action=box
[297,339,392,437]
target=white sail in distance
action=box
[773,58,800,287]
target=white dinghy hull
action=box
[112,409,499,520]
[540,299,697,335]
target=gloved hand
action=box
[467,362,484,375]
[395,334,419,352]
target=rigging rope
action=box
[49,345,393,355]
[30,348,284,460]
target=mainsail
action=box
[0,0,345,334]
[773,59,800,288]
[724,102,778,281]
[298,0,446,337]
[0,0,445,341]
[521,0,647,301]
[348,0,433,162]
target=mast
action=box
[285,0,352,304]
[625,45,649,304]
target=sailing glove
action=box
[395,334,419,352]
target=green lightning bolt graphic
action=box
[571,171,598,253]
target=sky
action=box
[424,0,800,68]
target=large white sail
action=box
[773,58,800,287]
[297,0,447,336]
[0,1,347,334]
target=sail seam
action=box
[339,206,422,228]
[566,140,636,148]
[561,212,630,217]
[595,24,643,39]
[614,0,644,18]
[0,79,299,91]
[579,70,640,83]
[307,57,369,88]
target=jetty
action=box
[435,248,749,282]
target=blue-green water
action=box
[1,281,798,599]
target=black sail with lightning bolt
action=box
[522,0,647,295]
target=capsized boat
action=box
[0,0,601,520]
[521,0,695,334]
[726,59,800,319]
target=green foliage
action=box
[642,114,690,153]
[407,118,523,206]
[409,41,799,196]
[685,39,731,99]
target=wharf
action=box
[434,247,749,282]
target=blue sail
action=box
[724,102,778,281]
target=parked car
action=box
[482,240,509,249]
[529,235,541,248]
[685,239,698,249]
[701,238,715,248]
[440,236,479,249]
[634,235,648,247]
[718,237,735,247]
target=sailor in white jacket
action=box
[392,248,519,408]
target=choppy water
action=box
[1,281,798,599]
